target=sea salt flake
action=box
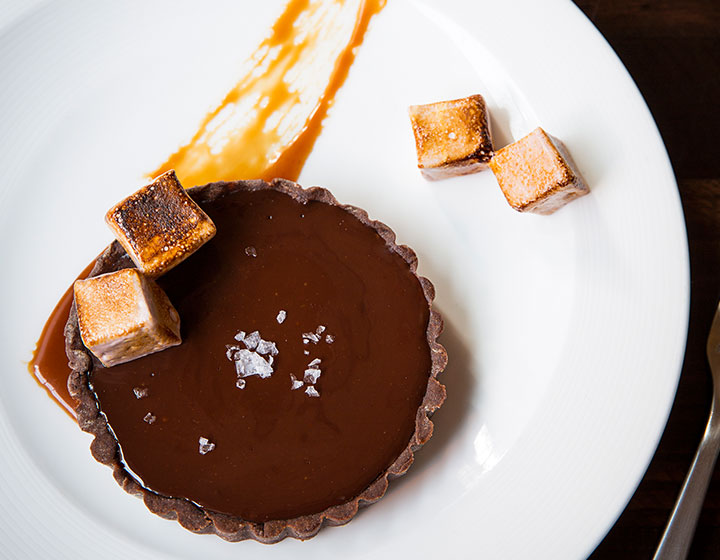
[143,412,156,424]
[303,350,310,355]
[234,348,274,379]
[228,329,280,383]
[276,310,287,324]
[302,332,320,344]
[308,358,321,367]
[325,334,335,344]
[226,344,241,360]
[305,386,320,398]
[290,374,304,390]
[243,330,261,350]
[133,387,149,399]
[316,325,326,335]
[304,367,321,384]
[245,246,257,257]
[256,339,278,356]
[199,436,215,455]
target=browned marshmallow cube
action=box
[489,128,589,215]
[409,94,493,180]
[106,170,216,277]
[74,268,181,367]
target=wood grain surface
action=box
[571,1,720,557]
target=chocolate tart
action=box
[65,178,447,543]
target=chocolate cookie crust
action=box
[65,178,447,543]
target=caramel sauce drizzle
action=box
[151,0,386,185]
[29,0,386,418]
[30,261,95,418]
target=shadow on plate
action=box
[384,311,476,491]
[488,104,514,150]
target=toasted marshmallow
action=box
[489,127,589,215]
[105,170,216,277]
[409,94,493,180]
[74,268,181,367]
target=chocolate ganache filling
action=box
[67,179,446,539]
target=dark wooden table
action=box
[570,1,720,558]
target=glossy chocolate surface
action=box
[90,186,431,522]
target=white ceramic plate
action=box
[0,0,689,558]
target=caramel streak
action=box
[263,0,387,182]
[29,260,97,419]
[151,0,386,186]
